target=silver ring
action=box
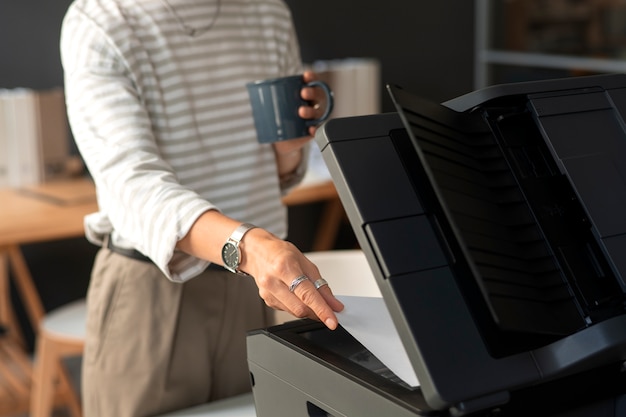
[289,275,309,293]
[313,278,328,290]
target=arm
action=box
[177,70,344,330]
[61,11,216,282]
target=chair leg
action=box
[57,361,82,417]
[31,333,84,417]
[31,334,57,417]
[0,337,31,415]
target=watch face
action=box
[221,242,240,269]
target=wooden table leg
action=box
[0,336,32,416]
[0,250,34,415]
[0,249,26,350]
[0,245,70,417]
[311,198,346,251]
[7,245,45,331]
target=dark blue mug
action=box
[246,75,334,143]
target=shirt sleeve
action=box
[60,7,213,282]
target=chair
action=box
[0,329,32,416]
[274,250,380,324]
[30,298,86,417]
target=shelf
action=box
[475,0,626,88]
[479,49,626,81]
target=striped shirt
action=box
[60,0,305,282]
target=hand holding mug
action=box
[299,70,333,137]
[246,71,334,144]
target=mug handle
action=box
[305,80,335,126]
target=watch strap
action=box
[229,223,257,244]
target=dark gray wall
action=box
[0,1,476,102]
[285,0,475,108]
[0,0,74,89]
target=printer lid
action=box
[315,73,626,414]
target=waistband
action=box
[105,235,227,272]
[106,235,152,263]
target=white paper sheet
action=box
[336,295,420,387]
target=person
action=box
[59,0,344,416]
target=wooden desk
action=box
[0,178,98,340]
[0,177,98,415]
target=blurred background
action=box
[2,0,625,353]
[3,0,626,416]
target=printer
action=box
[247,74,626,416]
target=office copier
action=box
[247,74,626,416]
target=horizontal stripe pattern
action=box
[61,0,303,281]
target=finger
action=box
[279,276,316,318]
[292,280,339,330]
[298,104,318,120]
[261,288,315,320]
[316,284,344,312]
[280,296,333,325]
[302,70,317,83]
[278,289,317,320]
[301,85,328,107]
[299,86,328,123]
[300,85,319,101]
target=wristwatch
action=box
[221,223,257,275]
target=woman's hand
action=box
[272,70,329,156]
[273,70,331,179]
[239,227,345,330]
[177,209,344,330]
[299,70,331,137]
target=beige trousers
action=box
[81,248,273,417]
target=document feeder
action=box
[246,74,626,416]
